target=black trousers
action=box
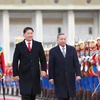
[57,97,75,100]
[21,94,36,100]
[58,98,69,100]
[21,75,36,100]
[57,96,69,100]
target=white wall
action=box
[9,11,33,18]
[43,24,62,43]
[43,12,63,18]
[75,11,98,42]
[75,11,94,18]
[0,10,99,63]
[43,11,63,44]
[75,24,93,41]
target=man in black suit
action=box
[12,27,47,100]
[49,33,81,100]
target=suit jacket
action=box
[49,44,81,98]
[13,40,46,95]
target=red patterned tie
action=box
[28,42,31,52]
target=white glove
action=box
[81,66,83,71]
[90,60,94,64]
[81,56,85,61]
[97,66,100,71]
[85,66,88,72]
[86,56,90,61]
[49,79,54,84]
[76,76,81,81]
[78,58,82,64]
[88,56,92,62]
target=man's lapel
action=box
[57,44,69,59]
[57,45,65,58]
[65,44,69,59]
[22,40,29,53]
[31,40,35,53]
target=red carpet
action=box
[0,98,18,100]
[0,96,39,100]
[0,96,21,100]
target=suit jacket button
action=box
[31,68,33,70]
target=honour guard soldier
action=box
[95,37,100,99]
[41,46,49,99]
[97,37,100,50]
[78,41,91,100]
[5,63,11,95]
[88,39,99,100]
[75,43,81,100]
[0,67,2,94]
[47,47,56,100]
[0,46,5,95]
[0,47,5,76]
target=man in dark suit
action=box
[49,33,81,100]
[12,27,47,100]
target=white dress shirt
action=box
[25,40,32,48]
